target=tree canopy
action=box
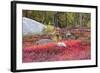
[23,10,91,28]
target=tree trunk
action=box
[79,13,82,27]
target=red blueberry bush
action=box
[22,40,91,63]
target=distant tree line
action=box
[23,10,91,28]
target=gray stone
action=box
[36,39,53,45]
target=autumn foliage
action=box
[23,39,90,63]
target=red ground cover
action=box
[23,40,91,63]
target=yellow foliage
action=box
[44,25,55,34]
